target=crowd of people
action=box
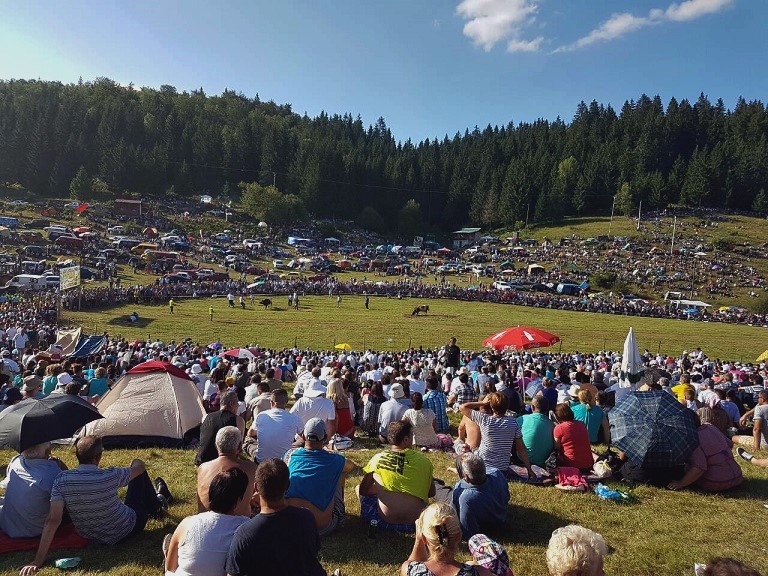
[0,332,765,574]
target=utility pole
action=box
[273,172,276,187]
[670,216,677,254]
[525,203,530,228]
[608,195,616,237]
[636,200,642,231]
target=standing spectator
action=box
[443,337,461,377]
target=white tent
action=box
[84,361,206,447]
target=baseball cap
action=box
[303,418,327,441]
[468,534,513,576]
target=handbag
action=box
[328,434,353,451]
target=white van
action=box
[7,274,46,291]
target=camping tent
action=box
[83,361,206,447]
[55,328,82,357]
[70,335,107,359]
[527,264,545,275]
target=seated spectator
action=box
[683,388,703,411]
[516,396,555,467]
[539,377,559,413]
[1,386,22,411]
[361,381,386,437]
[468,534,515,576]
[197,427,257,516]
[327,377,355,438]
[0,442,67,538]
[402,392,440,449]
[376,383,408,442]
[448,371,478,410]
[702,557,761,576]
[719,389,743,426]
[196,390,245,466]
[290,380,337,438]
[87,367,110,398]
[423,376,450,434]
[459,393,534,479]
[164,468,250,576]
[572,390,610,444]
[546,524,608,576]
[667,417,743,492]
[225,459,327,576]
[358,421,435,531]
[697,395,731,437]
[245,380,272,421]
[246,389,303,463]
[21,436,172,575]
[399,502,492,576]
[733,390,768,451]
[452,453,509,540]
[553,403,594,472]
[284,418,356,536]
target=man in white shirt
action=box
[293,365,317,399]
[407,369,426,395]
[245,389,303,463]
[290,380,336,438]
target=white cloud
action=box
[507,36,544,52]
[554,0,734,52]
[456,0,541,52]
[664,0,734,21]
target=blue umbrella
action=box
[610,391,699,468]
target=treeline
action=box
[1,77,767,233]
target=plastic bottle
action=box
[54,557,81,569]
[367,519,378,539]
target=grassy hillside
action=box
[62,295,766,360]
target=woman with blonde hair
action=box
[42,364,63,396]
[546,524,607,576]
[571,389,610,444]
[400,502,492,576]
[327,377,355,438]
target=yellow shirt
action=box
[363,448,433,501]
[672,383,694,401]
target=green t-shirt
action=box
[571,403,605,443]
[516,412,555,466]
[363,448,433,501]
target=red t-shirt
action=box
[553,420,593,469]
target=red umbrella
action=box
[222,348,255,360]
[482,326,560,351]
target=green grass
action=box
[1,437,767,576]
[63,295,767,361]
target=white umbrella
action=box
[612,327,644,403]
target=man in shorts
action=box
[357,421,435,533]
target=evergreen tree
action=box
[69,166,90,199]
[753,189,768,215]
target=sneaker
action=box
[155,476,174,503]
[736,448,754,462]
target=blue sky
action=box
[1,0,764,142]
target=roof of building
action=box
[453,227,482,235]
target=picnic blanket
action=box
[0,523,87,554]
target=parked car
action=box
[492,281,512,291]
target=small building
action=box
[452,227,482,250]
[114,199,143,217]
[200,195,213,204]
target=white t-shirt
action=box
[408,378,426,395]
[290,396,336,426]
[253,408,303,462]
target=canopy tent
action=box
[84,360,206,447]
[55,328,82,357]
[527,264,545,275]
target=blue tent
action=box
[70,335,107,358]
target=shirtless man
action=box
[196,426,257,517]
